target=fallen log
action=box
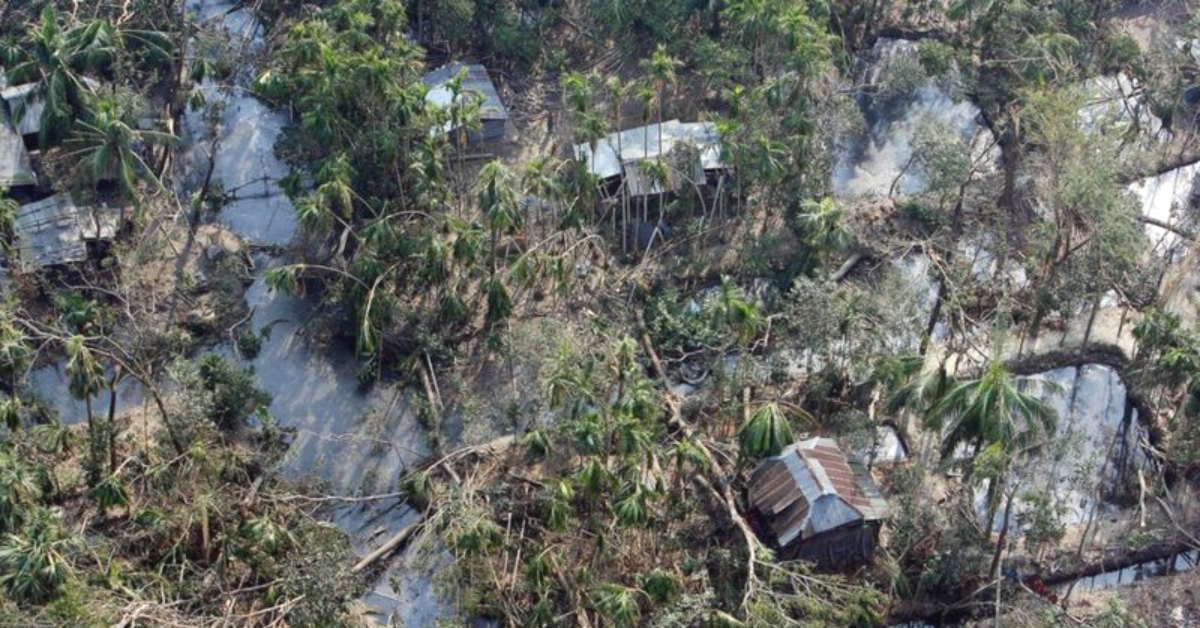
[349,435,518,573]
[351,519,423,574]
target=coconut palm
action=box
[63,96,176,205]
[737,402,813,460]
[9,6,172,149]
[925,360,1057,464]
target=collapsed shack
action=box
[423,63,509,143]
[573,120,729,198]
[14,193,120,272]
[747,437,890,568]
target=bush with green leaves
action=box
[0,507,76,603]
[197,354,271,430]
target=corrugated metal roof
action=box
[14,194,119,270]
[423,63,509,132]
[573,121,727,195]
[0,114,35,187]
[748,437,889,548]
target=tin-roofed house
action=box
[747,437,890,567]
[423,63,509,143]
[13,194,120,272]
[0,113,36,189]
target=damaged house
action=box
[14,194,120,272]
[572,120,728,198]
[423,63,509,143]
[747,437,890,567]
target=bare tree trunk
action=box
[107,369,122,474]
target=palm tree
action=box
[640,45,683,158]
[710,277,764,346]
[794,197,851,271]
[924,360,1056,464]
[65,336,104,486]
[605,76,634,242]
[523,157,563,236]
[738,402,803,460]
[475,161,522,277]
[0,321,28,395]
[8,6,101,147]
[63,96,176,206]
[9,6,172,149]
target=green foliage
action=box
[237,331,264,360]
[89,474,129,514]
[0,451,42,534]
[450,512,504,557]
[737,403,796,460]
[925,360,1057,464]
[64,94,176,203]
[0,508,75,603]
[196,354,271,430]
[1131,309,1200,468]
[8,5,172,148]
[594,582,644,628]
[790,198,851,273]
[1017,490,1066,557]
[641,568,681,604]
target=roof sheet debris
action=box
[748,437,889,547]
[15,194,120,270]
[1,77,102,137]
[573,120,727,196]
[423,63,508,140]
[1,83,43,137]
[0,112,36,188]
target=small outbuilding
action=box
[423,63,509,143]
[747,437,890,567]
[0,115,36,189]
[14,194,120,271]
